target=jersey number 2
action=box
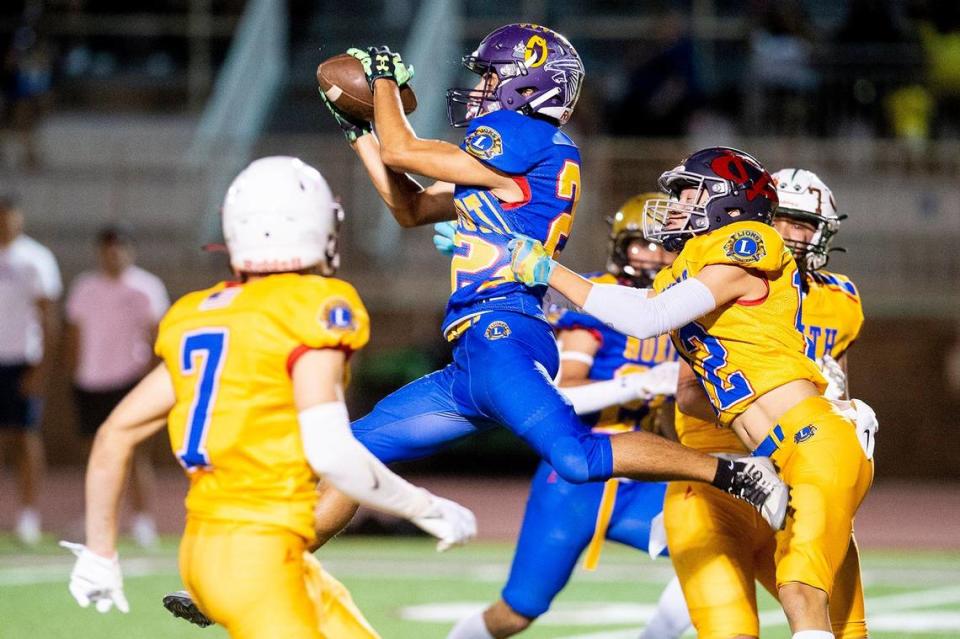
[177,329,228,470]
[679,322,754,410]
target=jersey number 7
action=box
[177,329,229,470]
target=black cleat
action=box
[162,591,214,628]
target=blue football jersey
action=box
[443,110,581,336]
[552,273,678,432]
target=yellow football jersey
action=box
[155,273,370,541]
[675,267,863,453]
[653,221,826,429]
[801,270,864,360]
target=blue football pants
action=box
[352,311,614,483]
[502,461,668,618]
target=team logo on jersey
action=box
[794,424,818,444]
[199,286,242,310]
[723,229,766,263]
[484,320,511,340]
[320,299,355,331]
[464,126,503,160]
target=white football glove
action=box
[60,541,129,614]
[623,361,680,401]
[817,354,847,400]
[410,495,477,552]
[835,398,878,460]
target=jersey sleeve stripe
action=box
[286,344,313,377]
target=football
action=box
[316,53,417,123]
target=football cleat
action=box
[162,591,213,628]
[719,457,789,530]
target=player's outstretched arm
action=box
[62,363,175,614]
[509,238,766,340]
[349,46,522,199]
[352,133,457,227]
[83,363,174,555]
[372,77,522,197]
[556,327,679,413]
[293,349,476,551]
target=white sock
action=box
[792,632,834,639]
[447,609,494,639]
[640,576,691,639]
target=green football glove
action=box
[347,46,414,91]
[317,88,370,143]
[508,236,557,287]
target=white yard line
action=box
[0,557,178,586]
[401,584,960,637]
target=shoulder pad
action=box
[813,270,860,299]
[685,222,790,273]
[273,276,370,353]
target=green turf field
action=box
[3,534,959,638]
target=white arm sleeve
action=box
[560,377,642,414]
[560,361,680,415]
[299,402,433,520]
[582,278,717,339]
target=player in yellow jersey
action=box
[509,147,874,639]
[657,167,874,639]
[60,157,476,639]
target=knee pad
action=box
[548,434,613,484]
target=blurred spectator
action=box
[65,225,169,548]
[1,12,54,169]
[0,195,61,545]
[611,12,702,137]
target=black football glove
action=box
[347,46,414,91]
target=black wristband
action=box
[366,47,398,91]
[711,459,737,493]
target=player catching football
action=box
[311,25,788,544]
[508,147,874,639]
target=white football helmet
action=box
[222,156,343,275]
[772,168,842,271]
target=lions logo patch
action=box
[794,424,818,444]
[464,126,503,160]
[319,299,355,332]
[484,320,511,341]
[723,229,766,263]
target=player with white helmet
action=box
[773,168,843,272]
[221,156,343,276]
[62,156,476,639]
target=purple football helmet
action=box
[446,24,584,127]
[643,147,779,252]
